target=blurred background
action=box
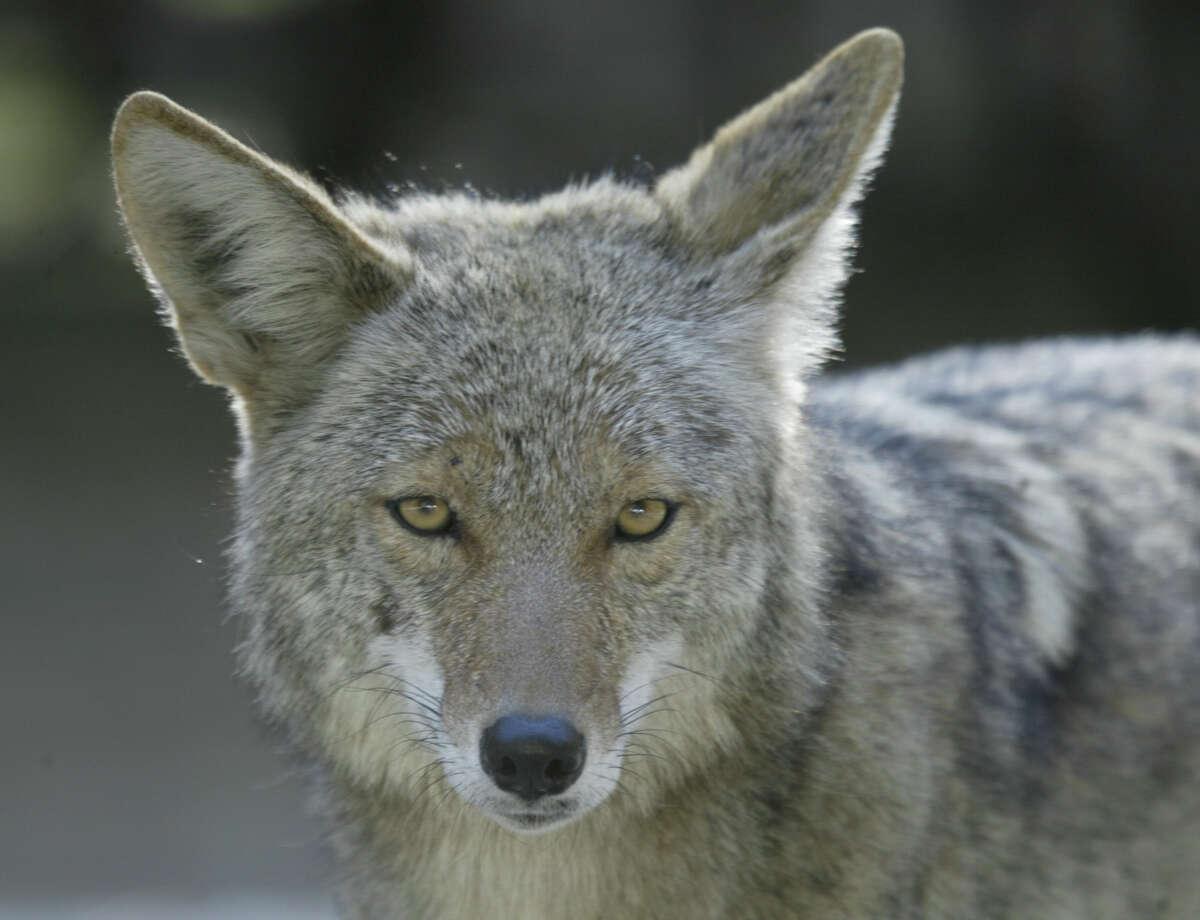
[3,0,1197,915]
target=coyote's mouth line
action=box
[493,808,580,832]
[503,810,566,824]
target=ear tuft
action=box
[112,91,413,417]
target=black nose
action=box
[480,714,586,802]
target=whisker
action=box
[621,692,678,725]
[621,706,681,729]
[617,725,689,740]
[663,660,725,686]
[619,679,656,705]
[619,743,669,763]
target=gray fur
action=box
[112,28,1200,919]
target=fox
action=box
[110,28,1200,920]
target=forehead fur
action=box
[307,178,786,491]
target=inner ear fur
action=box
[655,28,903,280]
[112,91,413,412]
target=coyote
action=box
[112,29,1200,919]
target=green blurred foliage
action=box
[157,0,322,21]
[0,24,98,246]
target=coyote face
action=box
[236,205,795,832]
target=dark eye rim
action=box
[613,499,679,543]
[385,496,460,539]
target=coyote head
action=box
[113,30,902,833]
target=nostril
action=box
[480,714,586,802]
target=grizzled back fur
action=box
[113,28,1200,920]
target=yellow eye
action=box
[390,495,455,535]
[615,499,673,540]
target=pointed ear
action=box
[655,28,902,287]
[112,91,412,420]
